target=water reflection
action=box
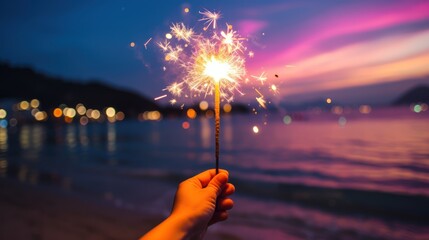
[107,123,116,153]
[200,117,211,149]
[19,125,30,149]
[79,125,89,147]
[0,158,7,177]
[66,124,77,149]
[19,124,46,155]
[0,128,7,152]
[223,115,233,150]
[107,123,117,165]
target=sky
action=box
[1,0,429,106]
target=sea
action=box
[1,106,428,240]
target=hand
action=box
[172,169,235,229]
[140,169,235,240]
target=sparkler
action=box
[158,10,247,174]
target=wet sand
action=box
[0,178,162,240]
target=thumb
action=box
[207,172,228,196]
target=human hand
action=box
[171,169,235,239]
[140,169,235,240]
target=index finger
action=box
[192,169,228,187]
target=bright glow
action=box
[91,110,101,119]
[223,103,232,113]
[326,98,332,104]
[199,101,209,111]
[184,7,190,13]
[252,126,259,133]
[106,107,116,118]
[53,108,62,118]
[76,104,86,115]
[165,33,173,39]
[171,23,194,42]
[142,111,161,121]
[19,101,29,110]
[271,84,278,92]
[414,104,422,113]
[187,108,197,119]
[64,108,76,118]
[203,56,232,83]
[0,109,6,119]
[130,42,136,47]
[34,111,47,121]
[30,99,40,108]
[160,11,247,102]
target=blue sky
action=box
[1,0,429,105]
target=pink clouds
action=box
[273,1,429,63]
[236,19,267,37]
[244,1,429,98]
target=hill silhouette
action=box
[0,63,159,116]
[393,85,429,105]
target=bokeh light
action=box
[199,101,209,111]
[115,111,125,121]
[91,110,101,119]
[0,109,7,119]
[30,99,40,108]
[223,103,232,113]
[76,104,87,115]
[186,108,197,119]
[182,121,190,129]
[253,126,259,134]
[339,116,347,126]
[106,107,116,118]
[19,101,30,110]
[359,105,372,114]
[53,108,63,118]
[283,115,292,125]
[34,111,48,121]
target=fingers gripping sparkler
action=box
[158,10,248,174]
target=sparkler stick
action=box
[214,81,220,174]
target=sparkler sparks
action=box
[158,10,248,174]
[170,23,194,42]
[251,72,267,84]
[254,88,267,109]
[154,94,168,101]
[159,16,246,101]
[199,9,221,30]
[144,37,152,49]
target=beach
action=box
[0,178,163,240]
[1,108,429,239]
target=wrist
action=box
[168,213,206,240]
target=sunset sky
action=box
[1,0,429,105]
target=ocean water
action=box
[1,107,429,240]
